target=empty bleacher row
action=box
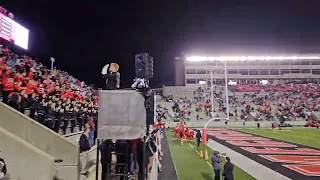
[163,85,201,99]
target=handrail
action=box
[63,131,83,138]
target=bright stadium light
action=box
[186,56,320,61]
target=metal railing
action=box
[149,131,163,180]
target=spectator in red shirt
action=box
[87,117,95,145]
[25,80,35,95]
[2,78,14,104]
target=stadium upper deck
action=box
[174,55,320,85]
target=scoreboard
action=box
[0,13,13,41]
[0,10,29,50]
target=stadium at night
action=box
[175,55,320,86]
[2,2,320,180]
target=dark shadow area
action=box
[158,131,179,180]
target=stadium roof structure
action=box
[186,55,320,62]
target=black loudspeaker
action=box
[147,55,153,78]
[135,53,154,78]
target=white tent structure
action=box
[96,90,159,180]
[98,90,147,139]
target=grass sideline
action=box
[166,130,255,180]
[237,128,320,149]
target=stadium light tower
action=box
[50,57,55,71]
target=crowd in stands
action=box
[229,84,320,125]
[167,84,320,128]
[171,87,213,122]
[0,45,98,143]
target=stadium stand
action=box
[0,45,100,179]
[163,85,200,99]
[0,46,98,134]
[0,45,168,180]
[162,84,320,128]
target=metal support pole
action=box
[210,71,214,115]
[51,61,54,71]
[206,61,208,85]
[143,126,150,180]
[95,139,100,180]
[224,60,230,120]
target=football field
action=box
[207,127,320,179]
[166,130,255,180]
[237,127,320,149]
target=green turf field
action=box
[166,130,255,180]
[237,128,320,149]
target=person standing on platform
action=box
[212,151,222,180]
[99,62,120,179]
[102,63,120,90]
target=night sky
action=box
[2,0,320,88]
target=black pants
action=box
[70,119,76,133]
[45,119,55,129]
[197,138,201,147]
[2,91,10,104]
[137,148,147,180]
[29,107,36,119]
[54,116,62,133]
[20,107,25,114]
[214,169,221,180]
[78,117,84,131]
[37,113,45,123]
[62,119,69,134]
[101,145,112,180]
[101,163,110,180]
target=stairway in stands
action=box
[0,102,98,180]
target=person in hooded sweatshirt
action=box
[212,151,222,180]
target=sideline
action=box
[165,132,180,180]
[206,138,292,180]
[187,142,213,168]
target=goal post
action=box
[203,60,230,145]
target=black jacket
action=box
[79,134,91,153]
[196,131,202,140]
[104,72,120,90]
[223,162,234,180]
